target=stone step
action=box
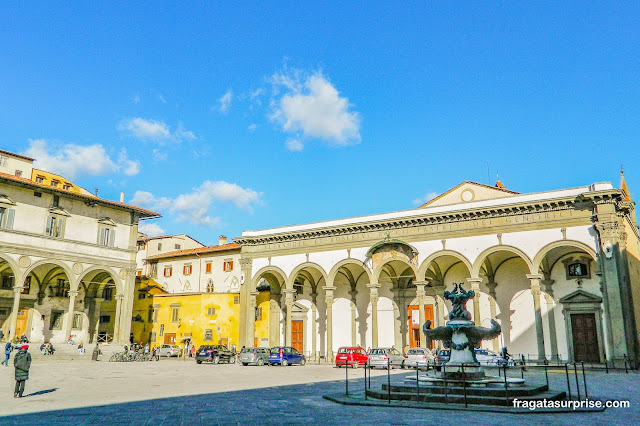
[366,388,567,406]
[389,382,550,397]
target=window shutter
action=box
[5,209,14,229]
[55,217,62,237]
[109,229,116,247]
[45,216,53,235]
[99,227,106,245]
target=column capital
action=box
[239,258,253,269]
[526,274,544,281]
[366,283,381,291]
[12,286,25,295]
[322,286,336,293]
[249,291,259,298]
[68,290,79,297]
[466,277,483,284]
[413,280,429,286]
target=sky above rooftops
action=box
[1,2,638,245]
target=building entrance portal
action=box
[408,305,433,348]
[571,313,600,362]
[292,320,303,354]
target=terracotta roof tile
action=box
[146,243,241,260]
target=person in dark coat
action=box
[2,341,12,366]
[92,343,101,361]
[13,345,31,398]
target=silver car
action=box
[367,347,405,369]
[238,347,270,366]
[404,347,434,368]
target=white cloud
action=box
[152,149,168,162]
[131,181,262,228]
[132,95,141,104]
[248,123,257,132]
[158,94,167,103]
[286,138,304,151]
[118,117,196,142]
[118,149,140,176]
[218,89,233,113]
[138,222,165,237]
[269,70,361,147]
[24,139,119,179]
[412,192,438,206]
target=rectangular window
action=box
[0,155,7,167]
[255,307,262,321]
[158,242,162,250]
[99,315,111,324]
[1,275,14,289]
[223,260,234,272]
[53,195,59,207]
[102,287,113,301]
[63,183,71,190]
[0,207,15,230]
[35,176,44,184]
[171,308,179,323]
[149,263,158,277]
[99,226,116,247]
[148,308,158,323]
[183,264,192,275]
[233,296,240,304]
[138,292,146,299]
[136,270,142,276]
[207,307,216,316]
[50,311,64,329]
[164,266,173,277]
[45,215,64,238]
[15,170,22,177]
[137,241,146,251]
[51,180,59,188]
[175,244,181,250]
[205,262,212,273]
[72,313,83,329]
[159,324,164,336]
[22,276,31,295]
[54,278,69,297]
[204,329,213,341]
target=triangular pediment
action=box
[97,217,117,226]
[48,206,70,217]
[420,181,519,208]
[0,194,16,206]
[559,290,602,304]
[292,301,309,313]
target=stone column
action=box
[349,290,357,347]
[541,279,558,360]
[323,286,335,358]
[91,298,104,343]
[247,291,258,347]
[269,297,281,346]
[527,274,547,361]
[238,258,253,348]
[467,278,483,325]
[283,289,295,347]
[485,281,500,353]
[8,285,25,341]
[367,283,380,348]
[311,292,318,358]
[63,290,79,342]
[113,293,124,344]
[414,281,428,348]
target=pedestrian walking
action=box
[92,343,101,361]
[13,345,31,398]
[2,341,13,366]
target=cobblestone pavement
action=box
[0,358,638,425]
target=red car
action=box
[335,346,368,368]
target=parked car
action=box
[367,347,405,369]
[158,344,181,357]
[434,349,450,366]
[238,347,270,366]
[195,345,236,364]
[404,347,434,368]
[268,346,306,366]
[335,346,368,368]
[474,349,501,365]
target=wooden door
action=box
[571,313,600,362]
[15,309,28,338]
[408,305,434,348]
[291,320,304,354]
[164,333,176,345]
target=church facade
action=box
[236,180,640,365]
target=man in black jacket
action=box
[13,345,31,398]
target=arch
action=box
[288,262,329,290]
[327,259,373,286]
[78,266,122,294]
[251,265,287,291]
[0,254,20,279]
[417,250,473,280]
[206,279,214,293]
[471,245,534,278]
[24,259,75,289]
[532,240,598,273]
[373,259,418,284]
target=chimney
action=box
[94,188,99,196]
[218,235,227,246]
[120,191,125,203]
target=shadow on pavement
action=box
[25,388,58,397]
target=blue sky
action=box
[1,2,638,245]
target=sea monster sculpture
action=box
[423,283,501,364]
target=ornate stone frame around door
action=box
[560,290,605,363]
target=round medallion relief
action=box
[18,256,31,268]
[119,269,127,279]
[461,189,475,202]
[72,263,83,275]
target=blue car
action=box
[268,346,306,366]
